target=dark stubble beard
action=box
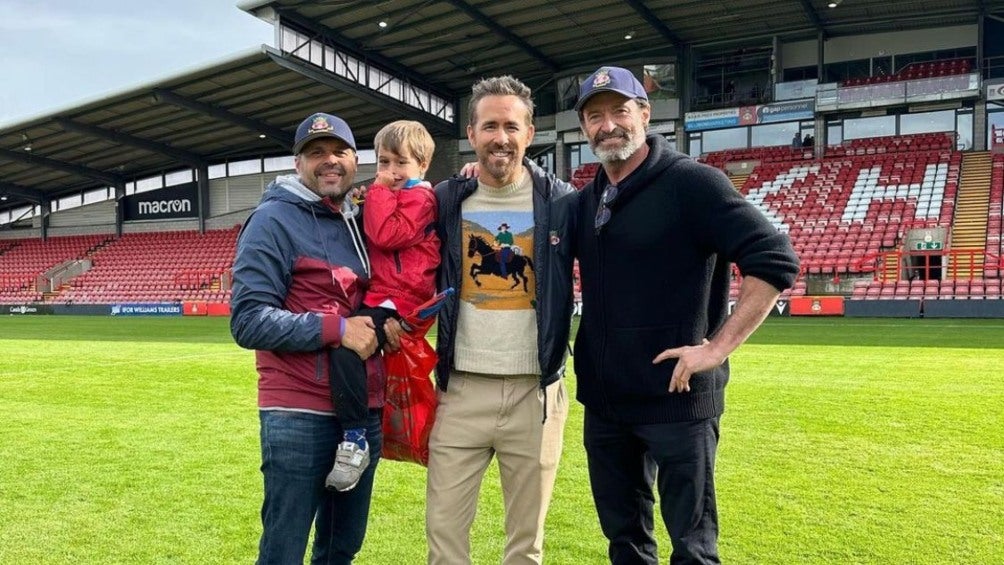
[309,164,353,201]
[480,145,520,185]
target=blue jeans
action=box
[257,409,382,565]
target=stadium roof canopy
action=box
[239,0,1004,95]
[2,0,1003,216]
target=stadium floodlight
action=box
[21,133,32,152]
[828,0,841,7]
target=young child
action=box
[326,120,440,491]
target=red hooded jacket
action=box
[362,181,440,315]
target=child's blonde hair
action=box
[374,120,435,167]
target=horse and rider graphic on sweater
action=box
[461,212,536,308]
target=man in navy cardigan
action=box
[572,66,800,564]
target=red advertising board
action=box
[790,296,845,316]
[206,302,231,317]
[182,301,209,316]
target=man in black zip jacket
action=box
[572,66,800,564]
[428,75,577,564]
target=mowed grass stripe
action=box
[1,317,1002,564]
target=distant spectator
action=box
[802,134,814,148]
[791,132,801,149]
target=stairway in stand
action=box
[728,172,751,191]
[881,253,899,281]
[949,152,992,278]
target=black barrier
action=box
[50,304,113,316]
[6,304,188,316]
[923,299,1004,318]
[844,300,922,318]
[730,299,791,317]
[5,304,53,315]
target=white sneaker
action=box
[326,440,370,492]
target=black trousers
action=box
[328,307,393,429]
[583,409,722,565]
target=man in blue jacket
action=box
[231,112,391,565]
[573,67,800,564]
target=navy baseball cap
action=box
[574,66,649,112]
[292,112,356,154]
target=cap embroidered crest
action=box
[574,66,648,112]
[593,69,612,88]
[309,115,333,134]
[292,112,356,154]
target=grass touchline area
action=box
[1,316,1002,564]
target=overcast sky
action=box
[0,0,273,126]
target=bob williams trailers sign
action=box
[121,183,198,221]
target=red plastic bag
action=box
[381,332,437,466]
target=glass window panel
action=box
[571,142,598,167]
[827,123,843,145]
[643,64,676,99]
[264,156,295,173]
[843,115,895,140]
[702,127,748,153]
[782,66,818,82]
[57,194,81,212]
[164,169,193,187]
[229,159,263,176]
[752,122,799,148]
[956,112,972,150]
[825,59,869,83]
[208,164,227,180]
[873,56,893,78]
[135,176,164,194]
[83,188,108,205]
[988,106,1004,148]
[900,110,954,135]
[689,133,702,157]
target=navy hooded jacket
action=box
[230,175,384,413]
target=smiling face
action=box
[467,94,535,187]
[579,91,650,164]
[294,137,358,202]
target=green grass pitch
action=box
[1,316,1002,564]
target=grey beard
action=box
[592,135,642,164]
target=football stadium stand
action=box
[704,133,1004,302]
[0,228,237,305]
[0,235,112,304]
[840,58,972,87]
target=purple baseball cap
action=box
[292,112,356,154]
[574,66,648,112]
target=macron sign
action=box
[122,183,198,221]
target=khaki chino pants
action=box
[426,372,567,565]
